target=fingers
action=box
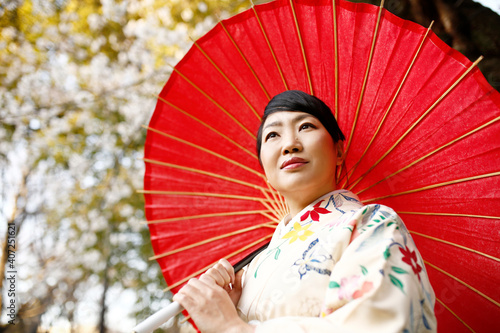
[234,270,244,290]
[219,259,235,283]
[201,259,235,288]
[173,278,212,309]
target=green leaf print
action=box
[383,247,391,259]
[362,207,368,214]
[387,221,395,227]
[329,281,340,288]
[389,274,405,293]
[392,266,408,274]
[274,248,281,260]
[361,265,368,276]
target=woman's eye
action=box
[265,132,278,141]
[300,123,316,130]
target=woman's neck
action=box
[283,185,337,221]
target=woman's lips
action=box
[281,157,308,169]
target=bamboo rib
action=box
[143,125,265,180]
[289,0,313,95]
[399,211,500,220]
[356,114,500,195]
[425,260,500,308]
[260,187,287,221]
[264,180,287,215]
[150,222,276,260]
[349,56,484,190]
[259,187,283,220]
[362,171,500,202]
[252,5,289,90]
[269,184,288,218]
[156,95,258,159]
[193,40,261,120]
[138,190,273,204]
[342,0,385,164]
[142,157,272,193]
[332,0,339,119]
[340,22,434,189]
[409,230,499,263]
[142,210,273,225]
[435,298,475,333]
[172,67,256,139]
[256,196,284,222]
[164,234,273,292]
[261,211,281,222]
[220,21,271,101]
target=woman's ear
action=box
[336,141,345,165]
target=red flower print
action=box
[399,246,422,279]
[300,200,331,222]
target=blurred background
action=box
[0,0,498,332]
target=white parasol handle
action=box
[131,301,183,333]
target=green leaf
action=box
[361,265,368,276]
[362,207,367,214]
[380,215,386,220]
[274,248,281,260]
[373,219,380,222]
[387,221,395,227]
[389,274,405,293]
[383,247,391,259]
[329,281,340,289]
[392,266,408,274]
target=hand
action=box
[201,259,244,306]
[173,277,253,333]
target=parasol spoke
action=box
[355,114,500,195]
[163,234,273,292]
[341,0,385,171]
[435,298,475,333]
[348,56,484,190]
[220,20,271,101]
[251,4,289,90]
[142,158,272,193]
[332,0,339,119]
[156,95,258,159]
[149,222,277,261]
[255,189,286,222]
[138,190,274,204]
[409,230,500,263]
[260,186,289,221]
[261,211,283,223]
[144,125,265,179]
[361,171,500,202]
[192,39,261,120]
[171,67,256,139]
[399,211,500,220]
[425,260,500,309]
[339,22,434,189]
[142,209,274,225]
[288,0,313,95]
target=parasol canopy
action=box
[142,0,500,331]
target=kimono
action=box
[237,190,436,332]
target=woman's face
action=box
[260,111,343,197]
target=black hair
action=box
[256,90,345,162]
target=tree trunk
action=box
[98,254,111,333]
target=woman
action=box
[173,90,436,332]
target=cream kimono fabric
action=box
[237,190,436,333]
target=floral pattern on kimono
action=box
[237,190,436,333]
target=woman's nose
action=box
[282,137,303,155]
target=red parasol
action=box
[141,0,500,331]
